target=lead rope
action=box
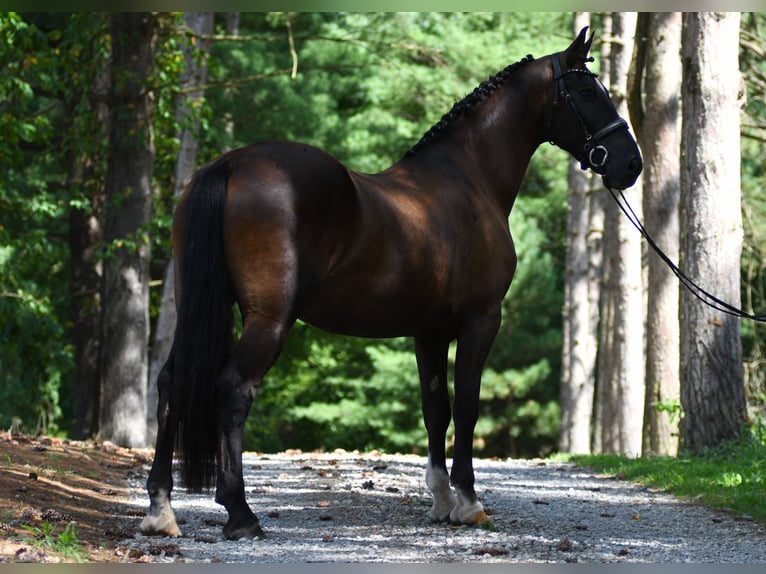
[605,183,766,322]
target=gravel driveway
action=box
[122,451,766,563]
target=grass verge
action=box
[563,432,766,524]
[22,521,87,562]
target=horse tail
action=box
[173,158,234,492]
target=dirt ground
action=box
[0,432,154,563]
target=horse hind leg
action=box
[141,356,183,537]
[214,317,291,540]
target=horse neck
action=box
[401,61,551,216]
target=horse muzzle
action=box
[602,153,642,190]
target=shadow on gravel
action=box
[122,452,766,563]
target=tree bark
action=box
[589,13,611,456]
[594,11,645,456]
[629,12,682,457]
[680,12,747,454]
[147,12,214,445]
[69,156,105,439]
[559,11,595,454]
[68,15,109,440]
[99,13,157,447]
[222,12,240,151]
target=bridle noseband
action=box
[548,53,629,173]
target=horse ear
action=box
[563,26,594,68]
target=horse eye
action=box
[580,88,595,99]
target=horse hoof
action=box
[466,509,489,525]
[223,520,266,541]
[140,512,182,538]
[428,509,451,523]
[450,508,489,526]
[449,498,489,526]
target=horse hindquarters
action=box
[141,159,236,537]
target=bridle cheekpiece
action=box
[548,52,629,174]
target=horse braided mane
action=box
[405,54,535,158]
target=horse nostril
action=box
[628,156,643,175]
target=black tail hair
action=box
[173,158,234,492]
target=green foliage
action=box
[740,13,766,427]
[287,343,426,453]
[568,426,766,524]
[8,12,763,460]
[0,14,75,434]
[0,13,185,435]
[22,521,86,562]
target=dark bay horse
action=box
[141,27,641,541]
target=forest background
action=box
[1,12,765,459]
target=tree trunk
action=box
[629,12,682,457]
[559,11,595,454]
[594,11,645,456]
[590,13,611,455]
[680,12,747,454]
[68,15,109,440]
[99,13,157,447]
[147,12,214,445]
[223,12,241,151]
[68,157,105,440]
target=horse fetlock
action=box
[426,463,456,522]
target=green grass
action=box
[563,432,766,524]
[22,522,86,562]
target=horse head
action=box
[545,27,642,190]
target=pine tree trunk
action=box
[590,14,611,456]
[594,11,645,456]
[69,156,105,440]
[147,12,214,445]
[68,15,110,440]
[629,12,682,457]
[99,13,157,447]
[559,159,594,453]
[680,12,747,454]
[559,12,595,455]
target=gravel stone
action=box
[124,452,766,563]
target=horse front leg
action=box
[141,357,182,537]
[415,337,455,522]
[449,310,501,525]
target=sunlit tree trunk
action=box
[99,13,157,447]
[147,12,214,445]
[594,11,645,456]
[559,11,595,454]
[589,14,611,455]
[629,12,682,457]
[680,12,747,454]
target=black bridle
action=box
[548,53,629,174]
[548,54,766,323]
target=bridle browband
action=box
[548,52,629,173]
